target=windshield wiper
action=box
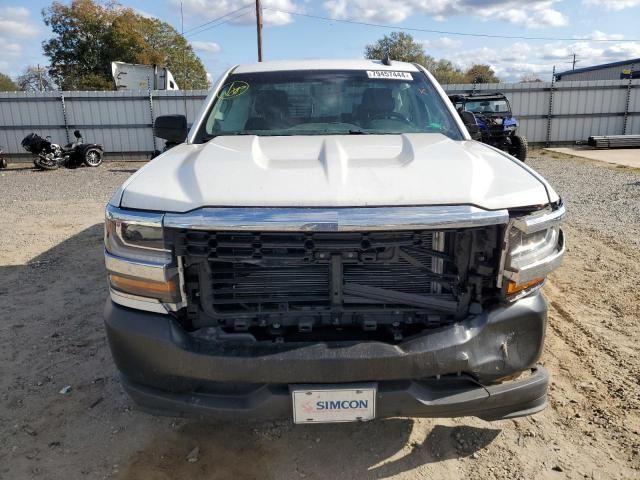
[348,129,368,135]
[203,131,257,141]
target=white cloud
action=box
[192,41,222,55]
[132,8,158,20]
[585,30,625,41]
[583,0,640,10]
[422,37,463,51]
[323,0,567,28]
[0,6,39,38]
[439,32,640,81]
[178,0,300,27]
[0,6,40,76]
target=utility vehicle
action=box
[449,92,528,161]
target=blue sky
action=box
[2,0,640,83]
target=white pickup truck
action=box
[103,59,565,423]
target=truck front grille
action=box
[170,226,502,341]
[176,229,457,314]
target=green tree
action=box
[519,73,542,83]
[0,72,19,91]
[465,64,500,84]
[137,17,208,90]
[365,32,430,65]
[42,0,208,90]
[431,60,467,84]
[365,32,469,85]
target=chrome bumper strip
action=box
[109,288,180,314]
[105,251,175,282]
[105,203,164,227]
[163,206,509,232]
[513,204,566,233]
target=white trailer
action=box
[111,62,179,91]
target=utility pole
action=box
[181,1,187,89]
[181,1,188,119]
[571,53,578,70]
[37,64,43,92]
[255,0,263,62]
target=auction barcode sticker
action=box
[366,70,413,80]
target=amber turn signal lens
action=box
[506,277,545,295]
[109,274,178,302]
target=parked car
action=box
[449,92,528,161]
[104,59,565,424]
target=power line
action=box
[182,5,253,37]
[185,9,253,38]
[262,7,640,43]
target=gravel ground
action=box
[0,163,142,203]
[1,153,639,479]
[0,163,145,266]
[528,152,640,247]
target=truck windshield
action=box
[463,99,510,115]
[201,70,463,140]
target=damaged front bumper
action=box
[104,293,548,422]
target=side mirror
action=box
[73,130,81,139]
[458,111,482,140]
[154,115,188,144]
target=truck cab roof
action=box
[233,59,420,74]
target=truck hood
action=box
[118,134,557,212]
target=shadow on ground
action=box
[118,418,500,479]
[0,225,501,480]
[0,164,38,172]
[108,168,139,173]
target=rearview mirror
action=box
[154,115,188,143]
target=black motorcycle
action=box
[22,130,104,170]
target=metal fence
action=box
[1,79,638,156]
[0,90,208,156]
[445,79,639,146]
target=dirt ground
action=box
[1,153,639,479]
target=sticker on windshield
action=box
[218,81,250,99]
[366,70,413,80]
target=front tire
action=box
[511,135,528,162]
[34,157,59,170]
[0,158,7,169]
[84,148,103,167]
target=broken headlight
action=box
[508,225,560,267]
[502,204,566,300]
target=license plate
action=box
[291,384,376,424]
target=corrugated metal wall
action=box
[445,79,639,144]
[0,90,207,155]
[1,80,638,155]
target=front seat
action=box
[244,90,291,131]
[357,88,395,124]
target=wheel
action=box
[34,157,59,170]
[511,135,528,162]
[84,148,103,167]
[0,158,7,169]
